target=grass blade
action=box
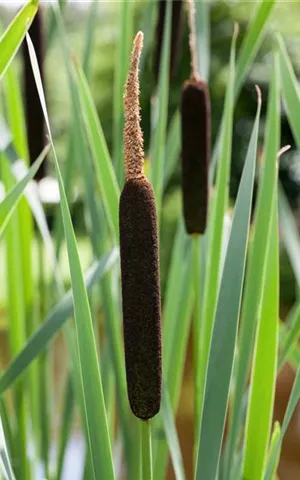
[2,134,62,291]
[196,88,261,480]
[265,364,300,479]
[82,0,99,78]
[52,9,134,475]
[211,0,275,178]
[243,190,279,480]
[276,34,300,285]
[72,59,120,239]
[198,25,237,441]
[150,0,171,217]
[160,387,185,480]
[278,186,300,287]
[265,422,281,480]
[0,415,15,480]
[153,239,193,479]
[277,34,300,148]
[0,0,38,80]
[4,66,29,161]
[234,0,275,97]
[224,51,280,477]
[0,146,48,236]
[278,298,300,370]
[26,32,115,479]
[0,249,118,393]
[163,111,180,188]
[1,154,30,479]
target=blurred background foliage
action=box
[0,0,300,303]
[1,2,300,478]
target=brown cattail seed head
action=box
[120,32,162,420]
[23,10,46,180]
[120,178,162,419]
[180,78,211,234]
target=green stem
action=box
[192,235,202,463]
[38,237,50,479]
[141,421,153,480]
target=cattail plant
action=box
[180,0,211,235]
[180,0,211,459]
[119,32,162,421]
[153,0,183,80]
[23,9,46,180]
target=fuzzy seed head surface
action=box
[123,32,145,181]
[180,78,211,234]
[119,178,162,419]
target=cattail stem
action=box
[192,235,203,464]
[187,0,200,80]
[153,0,183,80]
[141,421,153,480]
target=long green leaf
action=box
[278,298,300,370]
[278,186,300,288]
[198,25,237,442]
[243,190,279,480]
[277,34,300,148]
[163,111,180,188]
[72,60,120,239]
[265,422,281,480]
[1,154,29,479]
[196,89,261,480]
[52,9,134,476]
[234,0,275,97]
[224,51,280,477]
[150,0,171,217]
[1,133,62,292]
[26,32,115,479]
[211,0,275,178]
[264,364,300,479]
[0,250,118,394]
[0,0,38,80]
[160,388,185,480]
[0,415,15,480]
[0,146,48,236]
[153,238,193,479]
[277,34,300,288]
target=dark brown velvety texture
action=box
[180,79,211,234]
[119,178,162,420]
[153,0,183,81]
[23,11,46,180]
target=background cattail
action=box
[180,0,211,235]
[120,32,162,420]
[23,9,46,180]
[181,79,210,234]
[153,0,183,81]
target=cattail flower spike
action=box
[120,32,162,420]
[124,32,144,181]
[187,0,200,81]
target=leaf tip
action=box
[277,145,291,159]
[255,84,262,108]
[233,22,239,40]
